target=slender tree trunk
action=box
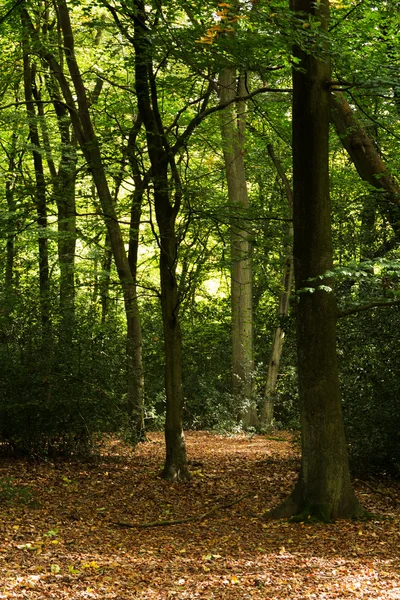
[53,102,77,342]
[133,0,190,479]
[261,145,294,428]
[5,177,16,300]
[4,131,18,312]
[100,233,112,324]
[23,53,51,334]
[22,2,145,434]
[31,70,77,344]
[39,78,78,343]
[125,117,146,437]
[219,68,257,428]
[268,0,364,521]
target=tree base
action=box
[162,427,191,482]
[265,479,366,523]
[161,464,191,482]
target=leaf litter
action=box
[0,431,399,599]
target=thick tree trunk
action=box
[219,68,257,428]
[261,144,294,429]
[133,0,189,478]
[268,0,364,521]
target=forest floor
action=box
[0,431,399,599]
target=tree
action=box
[130,0,190,480]
[219,67,258,428]
[21,1,146,438]
[331,91,400,251]
[268,0,365,521]
[261,144,294,429]
[22,46,51,336]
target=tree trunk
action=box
[132,0,189,478]
[268,0,364,521]
[53,100,77,343]
[4,131,18,315]
[22,2,145,434]
[57,0,145,438]
[126,118,146,438]
[219,68,257,428]
[261,144,294,429]
[22,52,51,334]
[32,69,77,342]
[159,217,188,480]
[100,233,112,324]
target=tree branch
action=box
[112,493,250,528]
[337,298,400,318]
[172,86,292,156]
[356,479,398,506]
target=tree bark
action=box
[4,131,19,313]
[60,0,145,439]
[219,68,257,428]
[100,233,112,324]
[40,75,77,343]
[52,99,77,343]
[132,0,190,479]
[126,117,146,437]
[22,52,51,334]
[261,144,294,429]
[268,0,364,521]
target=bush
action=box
[339,307,400,475]
[0,307,127,457]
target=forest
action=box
[0,0,399,597]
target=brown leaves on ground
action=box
[0,431,399,599]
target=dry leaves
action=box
[0,431,398,599]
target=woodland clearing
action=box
[0,431,399,599]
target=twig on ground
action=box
[356,479,398,506]
[112,492,251,528]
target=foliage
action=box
[0,477,32,506]
[0,0,397,480]
[0,303,127,456]
[339,307,400,475]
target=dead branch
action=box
[112,492,251,528]
[356,479,398,506]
